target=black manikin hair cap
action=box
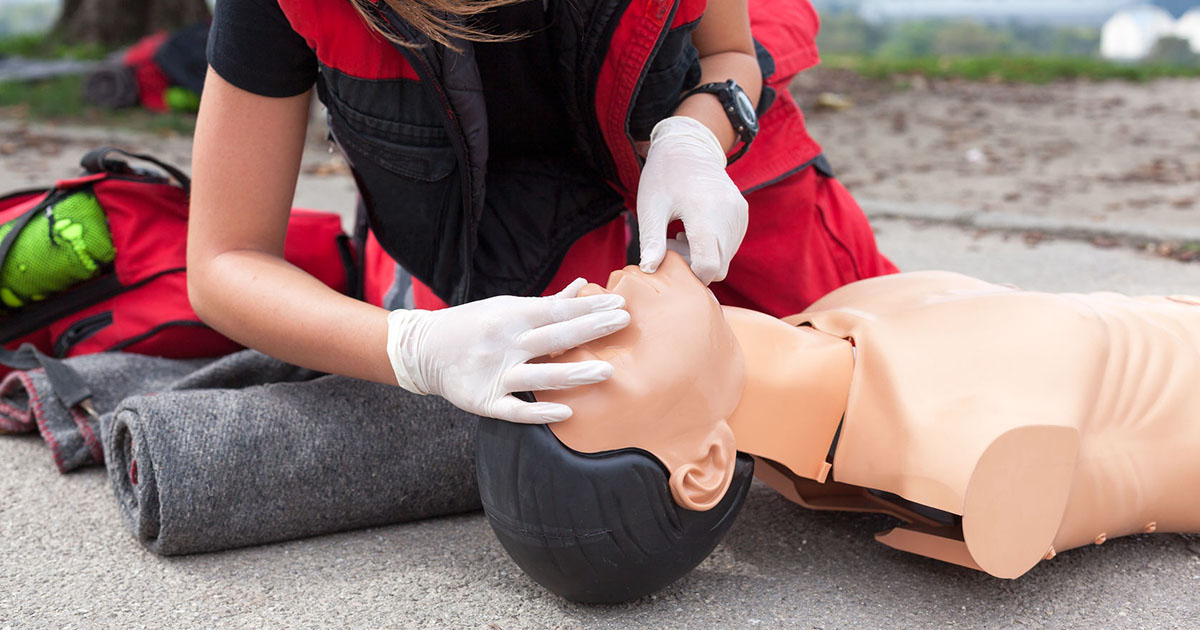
[476,418,754,604]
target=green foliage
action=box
[0,75,89,117]
[816,13,1102,59]
[815,12,883,55]
[823,54,1200,83]
[874,21,939,58]
[1146,36,1200,67]
[812,12,1200,83]
[1047,26,1103,57]
[931,21,1018,56]
[0,33,110,61]
[0,76,197,134]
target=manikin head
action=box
[476,252,754,603]
[540,252,747,510]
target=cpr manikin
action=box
[475,251,1200,602]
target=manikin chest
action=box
[727,272,1200,578]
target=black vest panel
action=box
[318,0,702,305]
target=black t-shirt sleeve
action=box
[207,0,318,97]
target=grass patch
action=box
[0,75,196,135]
[0,32,109,61]
[823,54,1200,84]
[0,75,88,117]
[0,33,194,134]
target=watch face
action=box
[733,88,759,134]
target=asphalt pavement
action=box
[1,120,1199,629]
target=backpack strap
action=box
[0,190,63,273]
[80,146,191,195]
[0,343,98,420]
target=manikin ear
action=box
[669,422,737,511]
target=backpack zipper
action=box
[52,311,114,357]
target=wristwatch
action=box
[680,79,759,164]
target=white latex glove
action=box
[637,116,749,285]
[386,278,629,424]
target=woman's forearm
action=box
[189,69,397,386]
[189,249,397,385]
[673,51,762,152]
[673,0,761,153]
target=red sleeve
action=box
[748,0,821,87]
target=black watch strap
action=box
[680,79,758,164]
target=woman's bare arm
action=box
[188,68,397,385]
[674,0,763,152]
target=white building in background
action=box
[1101,4,1178,60]
[1101,3,1200,60]
[1177,7,1200,52]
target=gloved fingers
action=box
[534,291,626,327]
[636,195,674,274]
[552,277,588,299]
[487,395,574,424]
[665,233,692,266]
[716,198,749,283]
[521,308,630,358]
[503,360,614,393]
[682,228,723,285]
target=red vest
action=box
[278,0,825,303]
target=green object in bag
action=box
[0,192,116,310]
[165,87,201,113]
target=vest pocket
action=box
[318,71,466,302]
[327,104,456,183]
[319,66,456,182]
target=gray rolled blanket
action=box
[82,63,140,109]
[104,370,481,555]
[2,350,481,555]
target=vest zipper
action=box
[373,9,477,305]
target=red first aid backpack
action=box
[0,147,356,376]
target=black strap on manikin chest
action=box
[0,344,98,420]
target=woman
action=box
[187,0,895,423]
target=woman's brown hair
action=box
[348,0,527,49]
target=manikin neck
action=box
[722,307,855,483]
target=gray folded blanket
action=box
[2,350,481,555]
[0,350,318,472]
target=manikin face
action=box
[538,252,747,511]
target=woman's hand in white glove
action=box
[385,278,629,424]
[636,116,749,285]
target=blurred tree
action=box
[1004,22,1098,57]
[1146,36,1200,66]
[931,20,1016,56]
[53,0,210,47]
[1049,27,1101,57]
[875,21,939,58]
[816,12,882,55]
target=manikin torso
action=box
[542,258,1200,579]
[725,270,1200,578]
